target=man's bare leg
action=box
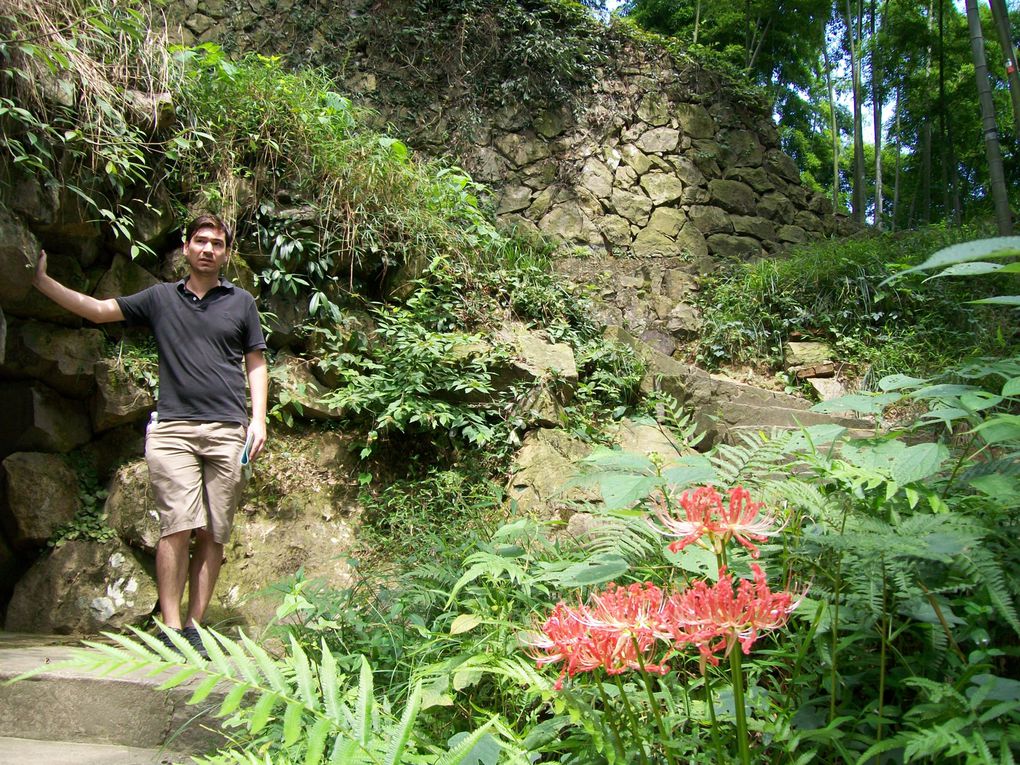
[184,528,224,627]
[155,529,192,629]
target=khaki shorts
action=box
[145,420,248,544]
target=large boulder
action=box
[1,452,80,548]
[0,382,91,457]
[91,360,156,432]
[0,205,39,307]
[272,352,343,420]
[212,430,359,627]
[508,418,692,521]
[91,254,160,301]
[104,460,161,554]
[0,320,106,397]
[497,326,579,401]
[5,539,157,633]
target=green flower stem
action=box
[613,674,650,765]
[596,676,628,764]
[632,638,678,765]
[729,647,751,765]
[704,671,727,764]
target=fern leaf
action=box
[248,690,280,734]
[383,680,422,765]
[240,631,289,692]
[219,683,249,717]
[319,640,341,722]
[187,674,223,705]
[283,699,304,747]
[304,716,333,765]
[220,633,262,687]
[434,718,497,765]
[202,626,236,677]
[290,635,318,708]
[356,655,374,747]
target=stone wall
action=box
[167,0,853,266]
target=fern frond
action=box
[958,546,1020,635]
[434,719,498,765]
[383,680,422,765]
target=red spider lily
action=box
[669,564,802,666]
[649,485,784,558]
[522,582,675,689]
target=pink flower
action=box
[669,564,802,666]
[649,485,783,558]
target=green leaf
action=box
[880,237,1020,285]
[290,635,317,708]
[1001,377,1020,397]
[449,613,483,635]
[383,681,422,765]
[556,555,629,587]
[892,443,948,485]
[923,261,1004,279]
[356,656,374,747]
[304,716,333,765]
[811,393,900,416]
[664,544,717,578]
[249,691,280,734]
[283,700,303,746]
[968,296,1020,306]
[319,641,341,722]
[878,374,929,391]
[218,682,249,717]
[597,474,659,510]
[661,455,716,487]
[187,674,222,705]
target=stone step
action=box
[0,633,226,755]
[0,736,188,765]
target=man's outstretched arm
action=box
[33,249,124,323]
[244,350,268,461]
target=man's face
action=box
[184,226,229,275]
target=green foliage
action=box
[380,0,612,111]
[34,626,500,765]
[0,0,168,255]
[48,455,113,548]
[359,466,505,555]
[696,225,1016,379]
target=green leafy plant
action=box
[49,455,114,548]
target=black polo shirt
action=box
[116,278,267,426]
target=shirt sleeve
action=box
[243,294,268,352]
[115,285,160,327]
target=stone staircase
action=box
[0,633,225,765]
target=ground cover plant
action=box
[695,224,1018,384]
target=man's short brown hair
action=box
[185,213,233,249]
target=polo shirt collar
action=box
[177,276,235,295]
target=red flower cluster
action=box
[670,564,802,666]
[524,567,801,687]
[649,485,784,558]
[522,582,674,690]
[524,487,802,688]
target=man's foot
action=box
[181,625,210,660]
[156,628,184,656]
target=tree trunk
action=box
[939,0,951,221]
[694,0,701,44]
[871,0,884,229]
[847,0,867,224]
[966,0,1014,234]
[988,0,1020,138]
[823,40,841,210]
[892,85,902,232]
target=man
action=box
[33,213,268,656]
